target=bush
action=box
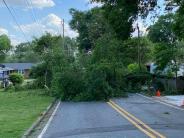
[23,80,40,90]
[128,63,147,73]
[30,63,52,88]
[85,62,127,101]
[125,72,152,92]
[52,65,86,101]
[9,73,24,86]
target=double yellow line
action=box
[107,100,166,138]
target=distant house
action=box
[147,63,184,77]
[0,63,35,79]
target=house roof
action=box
[1,63,35,70]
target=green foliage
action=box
[123,37,153,65]
[85,64,114,100]
[34,33,61,54]
[86,62,127,100]
[153,43,174,70]
[125,72,152,91]
[9,73,24,86]
[53,64,86,100]
[148,14,176,44]
[148,14,184,79]
[91,0,157,40]
[168,0,184,40]
[128,63,140,73]
[31,63,52,88]
[6,42,40,63]
[70,8,113,51]
[92,34,124,64]
[0,35,11,61]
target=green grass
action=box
[0,89,53,138]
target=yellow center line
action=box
[107,102,156,138]
[108,100,166,138]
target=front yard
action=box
[0,89,53,138]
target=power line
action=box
[26,0,42,33]
[25,0,37,23]
[24,0,43,37]
[2,0,29,42]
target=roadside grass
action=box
[0,89,53,138]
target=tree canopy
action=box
[0,35,11,62]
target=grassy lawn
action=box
[0,89,53,138]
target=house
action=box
[146,63,184,91]
[0,63,35,79]
[147,63,184,77]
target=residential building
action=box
[0,63,35,79]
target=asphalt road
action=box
[39,94,184,138]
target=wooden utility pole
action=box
[137,23,141,71]
[62,19,65,47]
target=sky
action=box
[0,0,166,46]
[0,0,101,45]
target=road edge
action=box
[37,101,61,138]
[22,99,58,138]
[137,93,184,111]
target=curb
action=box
[137,93,184,111]
[22,99,57,138]
[153,96,184,107]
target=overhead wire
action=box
[24,0,42,37]
[2,0,29,43]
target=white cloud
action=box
[9,35,24,46]
[0,0,55,9]
[85,0,103,8]
[14,13,78,41]
[0,27,8,35]
[0,27,22,46]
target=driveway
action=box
[38,94,184,138]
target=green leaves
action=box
[148,14,176,44]
[91,0,158,40]
[69,8,113,51]
[0,35,11,62]
[9,73,24,86]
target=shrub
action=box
[52,65,86,101]
[30,63,52,88]
[128,63,147,73]
[9,73,24,86]
[85,62,127,101]
[23,80,41,90]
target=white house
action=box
[148,63,184,77]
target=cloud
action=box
[14,13,78,41]
[9,35,24,46]
[0,27,22,46]
[0,27,8,35]
[0,0,55,9]
[85,0,103,8]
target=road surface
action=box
[38,94,184,138]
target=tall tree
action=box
[69,8,113,51]
[91,0,157,40]
[8,42,40,63]
[0,35,11,62]
[148,13,184,89]
[123,37,153,67]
